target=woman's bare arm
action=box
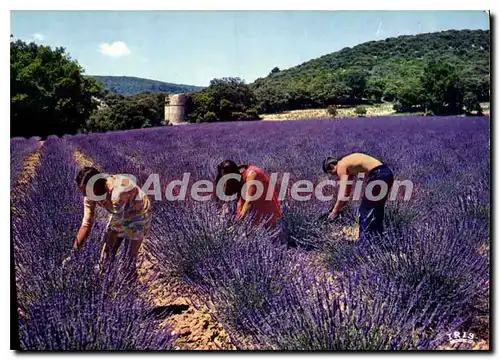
[238,170,257,219]
[74,226,92,249]
[74,197,95,249]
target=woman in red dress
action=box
[215,160,282,227]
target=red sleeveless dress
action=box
[236,165,283,226]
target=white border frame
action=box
[3,3,497,359]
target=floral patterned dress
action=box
[81,175,152,241]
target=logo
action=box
[447,331,476,346]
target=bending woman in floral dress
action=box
[70,166,152,281]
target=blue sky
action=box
[10,11,489,86]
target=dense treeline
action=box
[185,78,260,123]
[250,29,490,114]
[91,76,204,96]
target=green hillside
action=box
[91,75,205,96]
[250,29,490,113]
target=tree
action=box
[10,38,102,138]
[208,77,256,113]
[420,61,464,114]
[254,85,289,113]
[365,78,385,102]
[463,92,482,115]
[285,84,316,109]
[343,70,367,102]
[478,77,490,102]
[463,76,489,105]
[185,77,259,123]
[269,67,280,75]
[203,111,217,123]
[324,81,350,105]
[393,81,424,112]
[185,91,213,123]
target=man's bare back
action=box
[336,153,383,177]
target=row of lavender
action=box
[65,116,490,349]
[11,137,174,350]
[10,137,40,190]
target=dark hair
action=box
[76,166,102,187]
[217,160,239,177]
[216,160,245,198]
[322,157,339,174]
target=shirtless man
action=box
[323,153,394,240]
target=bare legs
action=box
[99,230,143,284]
[99,230,122,269]
[123,237,143,284]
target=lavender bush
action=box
[13,138,175,350]
[10,136,41,190]
[194,224,295,339]
[346,219,489,323]
[245,267,462,350]
[18,240,175,350]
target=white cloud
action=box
[32,33,45,42]
[99,41,131,57]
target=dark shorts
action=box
[359,164,394,240]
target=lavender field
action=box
[11,116,490,350]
